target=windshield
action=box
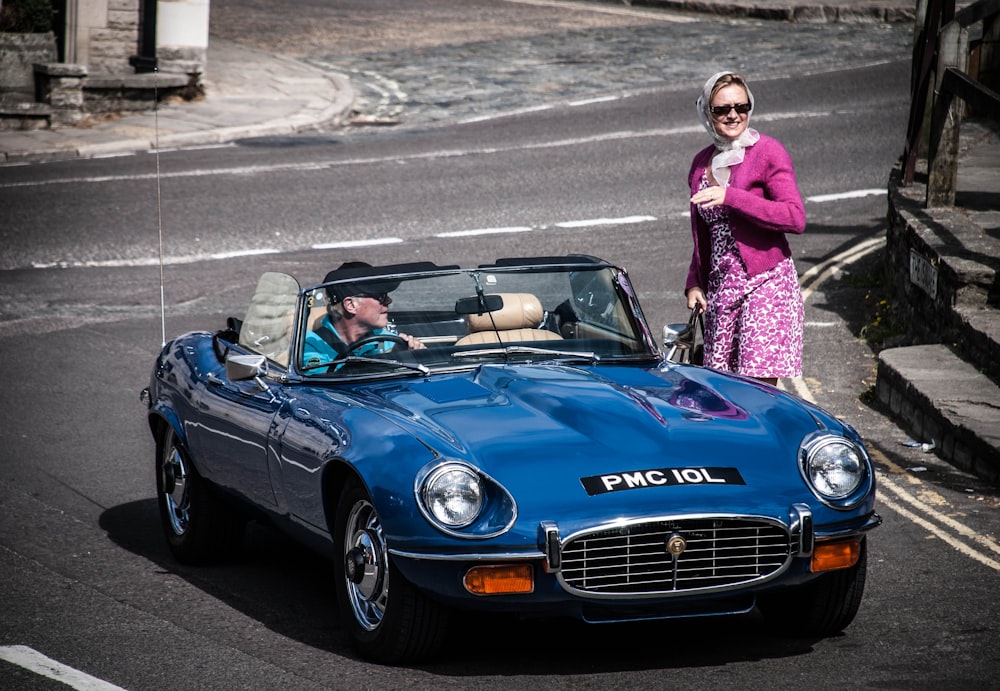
[294,260,657,378]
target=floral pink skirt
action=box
[698,187,804,378]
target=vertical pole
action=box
[980,13,1000,98]
[63,0,77,64]
[903,0,943,184]
[156,0,209,75]
[927,21,968,207]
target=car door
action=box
[270,389,353,532]
[186,272,299,510]
[192,366,285,509]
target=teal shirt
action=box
[302,316,395,372]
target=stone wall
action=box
[87,0,140,74]
[885,161,1000,385]
[0,31,57,102]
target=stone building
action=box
[1,0,208,128]
[64,0,209,75]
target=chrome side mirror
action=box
[663,323,688,349]
[226,353,268,387]
[663,323,695,363]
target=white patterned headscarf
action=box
[696,71,760,186]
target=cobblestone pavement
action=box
[209,0,914,128]
[312,21,913,126]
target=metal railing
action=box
[901,0,1000,207]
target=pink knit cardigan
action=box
[685,134,806,293]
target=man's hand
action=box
[399,332,426,350]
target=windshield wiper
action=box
[453,345,600,364]
[302,356,429,375]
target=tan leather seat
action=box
[309,302,328,331]
[455,293,563,346]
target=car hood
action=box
[346,363,831,528]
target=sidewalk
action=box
[0,39,354,164]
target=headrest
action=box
[466,293,544,332]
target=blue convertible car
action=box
[141,255,879,664]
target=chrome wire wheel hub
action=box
[161,446,190,536]
[344,500,388,631]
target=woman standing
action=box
[685,71,806,386]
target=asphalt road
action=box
[1,1,998,688]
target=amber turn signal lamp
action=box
[811,540,861,572]
[464,564,534,595]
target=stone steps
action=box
[878,122,1000,484]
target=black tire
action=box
[758,539,868,636]
[332,476,449,664]
[155,426,245,565]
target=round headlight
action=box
[802,436,865,500]
[421,464,484,528]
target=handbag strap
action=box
[687,306,704,331]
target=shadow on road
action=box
[99,499,827,673]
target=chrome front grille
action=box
[559,517,791,596]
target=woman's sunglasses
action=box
[710,103,751,117]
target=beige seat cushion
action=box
[457,328,564,346]
[456,293,563,346]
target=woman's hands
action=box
[690,184,726,209]
[686,287,707,312]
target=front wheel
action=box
[332,476,449,664]
[155,426,245,564]
[758,538,868,636]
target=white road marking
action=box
[312,237,403,249]
[435,226,534,238]
[554,215,656,228]
[876,458,1000,558]
[806,188,886,202]
[0,645,126,691]
[798,235,884,302]
[458,104,555,124]
[569,95,620,106]
[32,248,281,270]
[875,487,1000,571]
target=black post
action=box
[129,0,158,73]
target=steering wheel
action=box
[336,334,410,359]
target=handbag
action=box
[669,307,705,365]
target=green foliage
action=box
[847,254,907,351]
[0,0,53,33]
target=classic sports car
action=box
[141,255,879,664]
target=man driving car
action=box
[303,261,424,372]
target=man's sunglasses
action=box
[710,103,751,117]
[356,292,391,305]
